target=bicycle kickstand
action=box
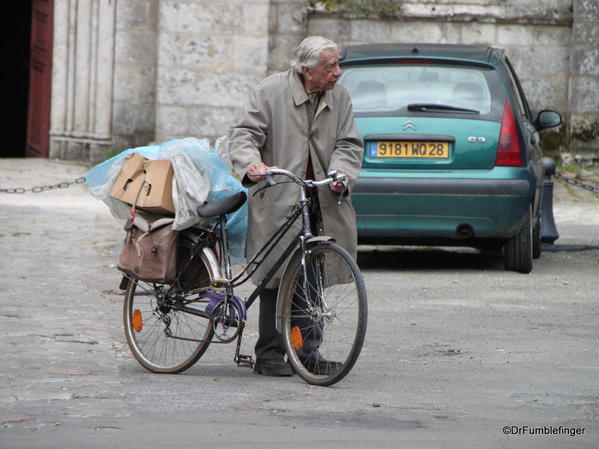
[233,322,254,369]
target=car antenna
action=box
[411,47,419,54]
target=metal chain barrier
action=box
[555,171,599,195]
[0,177,86,194]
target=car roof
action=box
[340,43,503,65]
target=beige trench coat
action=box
[229,70,363,288]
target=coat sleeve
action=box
[328,92,364,190]
[228,87,270,186]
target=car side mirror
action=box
[535,110,562,131]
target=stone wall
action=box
[568,0,599,158]
[52,0,598,161]
[111,0,159,155]
[154,0,270,144]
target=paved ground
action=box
[1,158,598,448]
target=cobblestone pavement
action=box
[1,158,598,448]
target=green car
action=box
[339,43,562,273]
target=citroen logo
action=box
[402,120,417,131]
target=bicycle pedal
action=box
[235,354,254,369]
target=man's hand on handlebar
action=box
[328,171,348,193]
[247,162,279,183]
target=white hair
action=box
[290,36,338,73]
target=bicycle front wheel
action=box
[123,278,214,374]
[279,242,367,386]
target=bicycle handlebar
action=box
[265,168,347,189]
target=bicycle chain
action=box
[0,176,86,194]
[555,171,599,195]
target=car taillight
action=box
[495,100,522,167]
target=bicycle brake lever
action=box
[337,183,348,205]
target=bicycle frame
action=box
[168,177,323,323]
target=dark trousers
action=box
[255,189,323,361]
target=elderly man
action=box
[229,36,363,376]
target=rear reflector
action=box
[132,309,143,332]
[495,100,522,167]
[291,326,303,350]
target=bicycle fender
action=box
[200,246,222,281]
[274,235,335,333]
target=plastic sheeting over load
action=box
[86,137,247,260]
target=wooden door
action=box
[26,0,53,158]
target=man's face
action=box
[303,49,342,93]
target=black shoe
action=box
[253,358,293,377]
[299,352,342,375]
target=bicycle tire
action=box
[123,258,215,374]
[278,242,367,386]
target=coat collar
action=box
[288,70,334,113]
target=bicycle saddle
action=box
[196,191,247,217]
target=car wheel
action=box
[532,214,541,260]
[504,207,533,274]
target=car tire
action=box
[532,214,542,260]
[504,207,533,274]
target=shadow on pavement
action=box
[357,246,504,271]
[542,243,599,252]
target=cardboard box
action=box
[110,153,176,215]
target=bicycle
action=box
[121,169,368,386]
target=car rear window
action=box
[340,63,499,118]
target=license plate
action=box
[374,141,449,158]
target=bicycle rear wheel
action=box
[279,242,367,386]
[123,278,214,374]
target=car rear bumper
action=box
[352,173,535,241]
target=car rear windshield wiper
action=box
[407,103,480,114]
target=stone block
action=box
[115,30,158,64]
[307,17,351,43]
[389,20,448,44]
[116,0,153,32]
[572,19,599,54]
[159,0,243,34]
[497,24,570,47]
[270,3,307,35]
[232,36,269,75]
[190,106,241,139]
[505,45,570,78]
[157,70,263,108]
[518,74,569,112]
[350,19,392,43]
[269,4,279,34]
[155,105,192,136]
[268,33,300,73]
[569,76,599,113]
[575,0,599,16]
[571,47,599,76]
[460,23,497,46]
[113,64,156,105]
[570,113,599,154]
[158,34,235,72]
[241,2,271,37]
[112,100,155,136]
[438,22,463,44]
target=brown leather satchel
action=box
[117,215,178,283]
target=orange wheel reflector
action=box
[291,326,303,350]
[132,309,143,332]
